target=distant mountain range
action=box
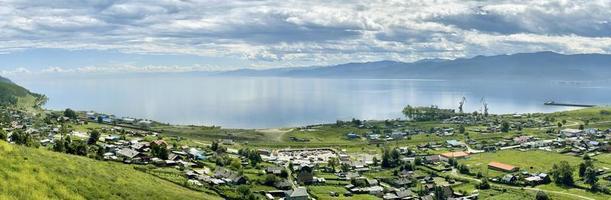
[219,52,611,81]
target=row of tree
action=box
[402,105,455,121]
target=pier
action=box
[544,101,595,107]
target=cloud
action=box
[0,0,610,69]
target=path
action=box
[257,128,294,142]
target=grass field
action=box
[460,150,583,177]
[536,184,611,200]
[479,188,535,200]
[0,141,221,200]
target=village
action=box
[1,104,610,200]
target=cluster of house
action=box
[85,111,153,127]
[487,161,551,186]
[275,148,338,166]
[444,115,550,131]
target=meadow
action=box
[0,141,221,200]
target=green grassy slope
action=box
[0,141,219,200]
[0,80,31,106]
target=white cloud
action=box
[0,0,610,68]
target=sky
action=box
[2,0,611,76]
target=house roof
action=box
[440,151,469,158]
[488,161,517,171]
[117,148,140,158]
[290,187,309,197]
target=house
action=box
[347,132,359,139]
[561,128,583,137]
[391,131,407,139]
[366,178,379,186]
[389,177,412,188]
[501,174,517,184]
[288,187,309,200]
[440,151,469,161]
[274,179,293,190]
[296,166,314,184]
[424,155,441,164]
[214,168,247,184]
[446,140,463,147]
[513,136,532,144]
[488,161,518,172]
[395,190,417,199]
[116,148,140,159]
[121,117,136,124]
[266,166,284,175]
[257,149,272,156]
[525,176,542,184]
[367,186,384,195]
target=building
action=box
[440,151,469,161]
[288,187,309,200]
[501,174,517,184]
[488,161,518,172]
[296,166,314,184]
[116,148,140,159]
[561,128,583,137]
[446,140,463,147]
[347,132,359,139]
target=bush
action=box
[535,191,549,200]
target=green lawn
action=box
[479,188,534,200]
[0,141,220,200]
[460,150,583,177]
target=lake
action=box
[12,75,611,128]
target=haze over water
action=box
[13,75,611,128]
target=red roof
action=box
[153,140,167,146]
[440,151,469,158]
[488,161,517,171]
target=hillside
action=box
[0,77,32,106]
[0,141,219,200]
[220,52,611,81]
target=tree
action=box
[53,138,66,153]
[87,130,100,145]
[550,161,574,186]
[95,145,105,160]
[583,167,599,190]
[72,141,88,156]
[382,147,401,168]
[64,108,77,119]
[579,160,593,178]
[211,141,219,152]
[433,186,448,200]
[501,121,510,132]
[263,174,277,186]
[535,191,549,200]
[280,169,288,178]
[327,157,338,172]
[477,179,490,189]
[151,141,169,160]
[0,129,6,140]
[9,130,34,146]
[458,125,465,134]
[458,164,470,174]
[414,157,422,166]
[341,163,351,172]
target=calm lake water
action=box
[12,75,611,128]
